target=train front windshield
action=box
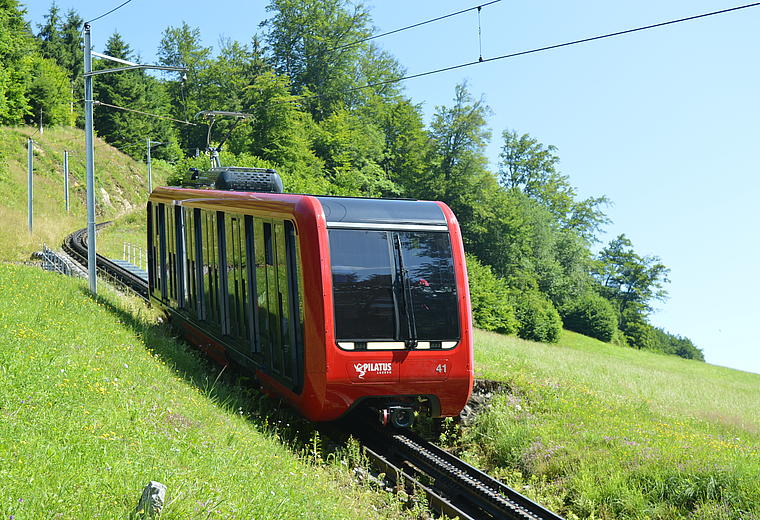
[329,229,459,344]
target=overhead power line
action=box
[333,0,502,51]
[94,100,198,126]
[346,1,760,92]
[85,0,134,24]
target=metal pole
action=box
[64,150,70,212]
[27,138,33,233]
[146,137,152,193]
[84,23,97,294]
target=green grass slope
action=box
[0,126,171,261]
[463,329,760,519]
[0,264,418,519]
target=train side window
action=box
[217,211,230,335]
[165,206,177,302]
[183,207,199,318]
[284,221,303,391]
[265,221,283,376]
[147,202,157,298]
[225,213,252,344]
[264,222,273,265]
[201,210,221,329]
[193,208,204,320]
[254,220,270,360]
[157,203,168,301]
[245,215,259,354]
[174,205,186,308]
[274,222,291,379]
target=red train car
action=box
[147,168,473,427]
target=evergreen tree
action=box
[158,22,213,152]
[0,0,36,124]
[94,32,178,160]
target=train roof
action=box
[316,196,446,226]
[149,187,451,229]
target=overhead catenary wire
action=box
[345,1,760,93]
[331,0,502,51]
[84,0,134,24]
[93,100,198,126]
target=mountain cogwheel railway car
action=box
[147,168,473,428]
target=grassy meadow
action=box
[0,126,170,261]
[460,329,760,519]
[0,264,423,519]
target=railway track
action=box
[342,418,564,520]
[63,225,565,520]
[62,223,148,299]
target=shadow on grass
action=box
[79,286,343,459]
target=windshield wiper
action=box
[395,234,417,348]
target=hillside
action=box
[0,126,171,261]
[461,329,760,519]
[0,264,420,519]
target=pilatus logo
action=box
[353,362,392,379]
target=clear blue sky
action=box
[24,0,760,374]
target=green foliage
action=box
[511,289,562,343]
[93,32,180,161]
[620,309,657,350]
[313,108,398,196]
[0,0,37,124]
[465,253,518,334]
[561,291,618,342]
[158,22,214,149]
[33,6,83,125]
[595,234,670,324]
[375,99,431,196]
[498,129,609,242]
[263,0,401,119]
[21,54,73,126]
[650,327,705,361]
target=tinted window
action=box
[399,232,459,339]
[330,230,396,340]
[330,229,459,343]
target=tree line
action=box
[4,0,703,360]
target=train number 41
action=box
[435,364,447,374]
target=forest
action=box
[1,0,703,360]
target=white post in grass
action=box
[27,137,33,233]
[63,150,70,212]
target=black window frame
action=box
[329,228,460,348]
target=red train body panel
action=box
[147,185,473,423]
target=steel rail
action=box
[345,421,565,520]
[62,224,149,300]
